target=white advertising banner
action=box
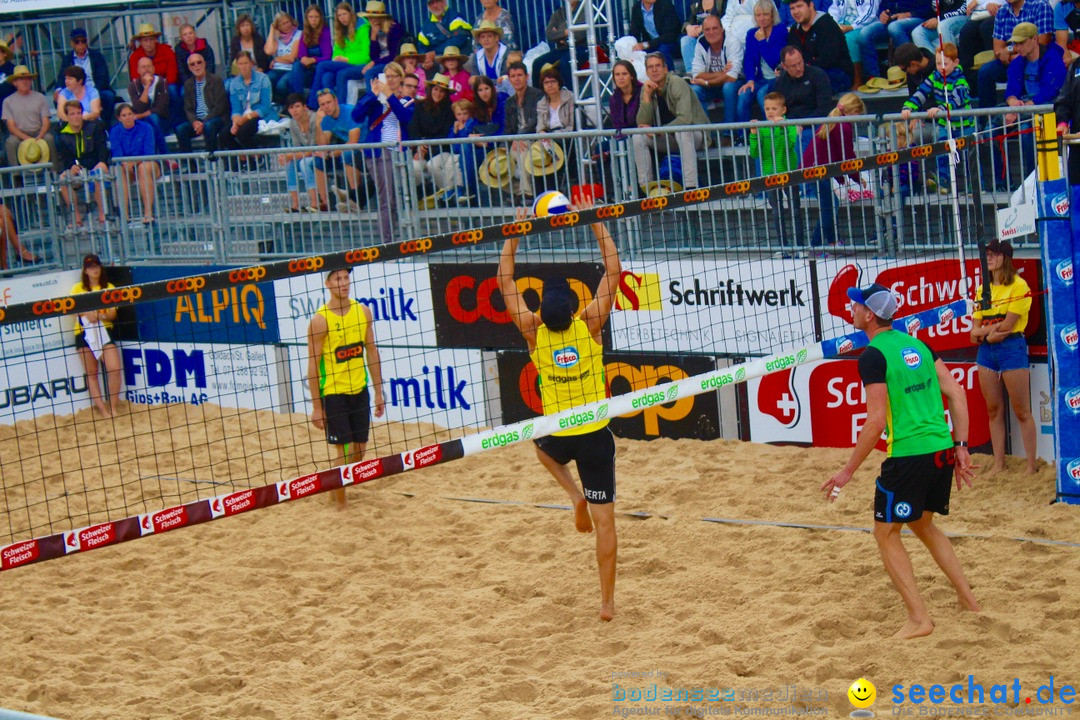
[273,262,437,348]
[120,342,283,411]
[0,270,81,361]
[287,345,488,429]
[0,347,91,424]
[609,260,816,355]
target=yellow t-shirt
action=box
[69,281,115,335]
[973,275,1032,335]
[317,299,369,397]
[529,316,609,436]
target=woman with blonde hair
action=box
[265,11,301,102]
[802,92,865,247]
[307,1,371,107]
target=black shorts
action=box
[874,449,955,523]
[533,427,616,505]
[323,388,371,446]
[73,333,115,351]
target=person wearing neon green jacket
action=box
[307,1,371,108]
[749,91,802,247]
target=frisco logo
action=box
[1068,459,1080,482]
[902,348,922,369]
[905,317,922,333]
[1057,259,1074,285]
[1051,192,1069,216]
[1,540,39,570]
[938,307,955,325]
[1067,387,1080,413]
[1061,324,1079,349]
[553,346,579,368]
[836,338,855,354]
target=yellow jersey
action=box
[317,300,369,396]
[973,275,1031,335]
[69,281,115,335]
[530,316,609,436]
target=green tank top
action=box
[868,331,954,458]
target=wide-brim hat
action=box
[642,179,681,197]
[479,148,516,188]
[16,138,49,166]
[858,71,904,93]
[0,41,12,59]
[6,65,36,82]
[524,141,565,176]
[395,43,422,63]
[359,1,391,17]
[972,50,996,71]
[471,20,504,39]
[133,23,161,40]
[886,65,907,85]
[420,188,449,209]
[426,73,452,91]
[437,46,468,63]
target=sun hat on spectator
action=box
[6,65,36,82]
[471,20,504,40]
[643,179,682,196]
[17,138,49,166]
[479,148,516,188]
[426,73,453,91]
[133,23,162,40]
[359,1,391,18]
[524,141,565,176]
[395,43,423,64]
[437,46,469,63]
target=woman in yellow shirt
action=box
[71,254,123,417]
[970,240,1037,474]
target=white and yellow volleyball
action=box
[532,190,571,218]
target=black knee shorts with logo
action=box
[534,427,616,505]
[874,448,955,523]
[323,388,371,446]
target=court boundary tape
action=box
[0,299,974,572]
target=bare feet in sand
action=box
[600,601,614,622]
[957,595,981,612]
[574,497,593,533]
[93,402,111,418]
[330,488,347,508]
[894,618,934,640]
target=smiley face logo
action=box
[848,678,876,715]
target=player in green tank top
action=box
[823,283,979,639]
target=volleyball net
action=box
[0,131,1041,570]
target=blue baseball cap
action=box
[847,282,897,320]
[540,277,577,331]
[71,28,88,40]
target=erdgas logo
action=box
[700,373,735,390]
[559,409,597,429]
[481,429,521,449]
[734,367,746,382]
[631,389,668,409]
[765,353,798,372]
[521,423,535,440]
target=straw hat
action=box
[0,41,12,60]
[858,66,905,93]
[972,50,996,71]
[133,23,161,40]
[642,179,682,197]
[471,20,504,40]
[359,1,391,18]
[524,141,565,176]
[437,46,469,63]
[426,73,452,91]
[6,65,36,83]
[395,43,422,64]
[420,188,449,209]
[16,138,49,166]
[479,148,516,188]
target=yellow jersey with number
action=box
[317,300,369,396]
[530,316,608,436]
[70,281,114,335]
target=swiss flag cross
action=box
[757,369,801,427]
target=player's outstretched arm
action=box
[823,383,886,501]
[307,313,329,429]
[363,305,385,418]
[579,196,622,336]
[497,208,540,342]
[935,359,974,488]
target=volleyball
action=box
[532,190,571,217]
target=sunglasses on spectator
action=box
[188,60,204,66]
[317,89,337,97]
[73,38,87,44]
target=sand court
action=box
[1,405,1078,719]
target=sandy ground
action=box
[1,405,1078,719]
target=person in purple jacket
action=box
[290,5,333,94]
[608,60,642,138]
[856,0,933,81]
[108,103,160,224]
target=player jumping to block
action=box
[308,268,385,507]
[497,199,623,622]
[824,283,980,639]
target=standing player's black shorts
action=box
[323,387,371,445]
[533,427,616,504]
[874,448,955,523]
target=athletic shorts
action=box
[533,427,616,505]
[73,333,116,351]
[976,333,1029,373]
[323,388,371,446]
[874,448,955,523]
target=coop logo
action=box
[559,409,597,429]
[595,204,625,218]
[229,267,266,283]
[615,271,662,311]
[802,167,827,180]
[0,308,5,322]
[288,257,324,273]
[550,212,580,227]
[905,316,922,333]
[100,287,142,304]
[345,247,381,263]
[902,347,923,369]
[501,221,532,236]
[32,298,75,315]
[1051,192,1070,216]
[334,341,364,362]
[876,152,899,164]
[445,272,594,324]
[839,159,863,173]
[166,277,207,293]
[683,189,711,202]
[757,368,801,427]
[700,372,734,390]
[911,145,933,157]
[451,230,483,245]
[1068,459,1080,482]
[481,429,520,449]
[400,238,433,254]
[764,173,789,187]
[724,181,751,195]
[553,346,579,368]
[1057,259,1074,285]
[640,197,668,210]
[1062,324,1079,349]
[1,540,39,570]
[1066,387,1080,414]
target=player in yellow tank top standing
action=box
[307,268,384,507]
[497,198,623,621]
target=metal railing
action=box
[1,106,1051,271]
